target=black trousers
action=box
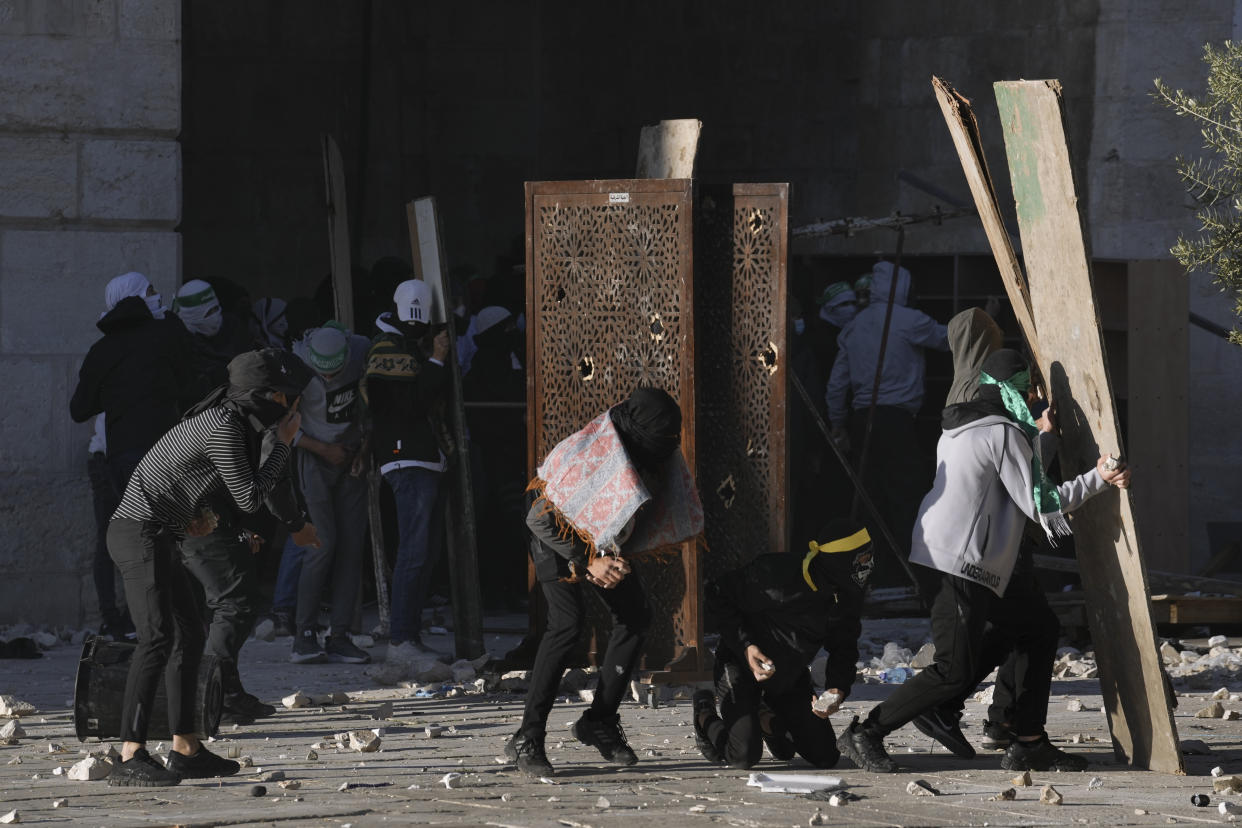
[864,568,1058,738]
[848,406,929,587]
[107,518,204,742]
[180,526,258,698]
[519,573,651,737]
[88,452,121,622]
[704,646,839,770]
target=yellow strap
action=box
[802,528,872,591]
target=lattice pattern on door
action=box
[525,179,698,672]
[695,184,790,579]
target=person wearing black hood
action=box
[105,348,311,787]
[504,387,704,777]
[836,349,1132,775]
[693,519,873,770]
[70,271,196,494]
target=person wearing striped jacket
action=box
[105,349,311,787]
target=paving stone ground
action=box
[1,621,1239,827]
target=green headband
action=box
[979,370,1067,537]
[172,286,217,311]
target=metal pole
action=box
[792,373,927,607]
[851,225,904,521]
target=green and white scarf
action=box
[979,369,1071,540]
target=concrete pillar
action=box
[0,0,182,626]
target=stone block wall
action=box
[0,0,181,627]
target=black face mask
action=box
[397,319,429,340]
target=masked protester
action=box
[361,280,452,683]
[695,520,873,769]
[251,297,290,349]
[174,280,241,401]
[105,349,311,787]
[504,387,704,777]
[836,349,1133,775]
[281,323,373,665]
[71,271,196,496]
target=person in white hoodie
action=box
[836,349,1131,775]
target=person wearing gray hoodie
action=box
[836,349,1131,775]
[824,262,949,584]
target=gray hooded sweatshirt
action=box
[909,414,1109,596]
[826,262,948,427]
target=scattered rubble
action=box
[279,780,301,791]
[1012,771,1032,787]
[1213,766,1226,777]
[51,799,66,809]
[1222,801,1242,816]
[441,773,463,789]
[252,618,276,641]
[808,807,827,825]
[1213,776,1242,794]
[339,730,381,752]
[989,788,1017,801]
[0,720,23,744]
[812,690,843,714]
[1066,699,1084,712]
[1087,777,1103,790]
[67,756,112,781]
[910,642,936,669]
[906,780,940,797]
[1196,701,1225,719]
[0,697,35,717]
[0,810,18,824]
[371,701,394,720]
[282,691,310,709]
[1040,785,1063,806]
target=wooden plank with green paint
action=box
[993,79,1182,774]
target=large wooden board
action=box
[992,80,1181,773]
[406,197,485,659]
[525,179,700,674]
[321,134,354,328]
[931,78,1042,371]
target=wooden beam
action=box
[993,79,1182,774]
[1150,595,1242,625]
[405,197,485,659]
[931,77,1042,373]
[321,134,354,328]
[635,119,701,179]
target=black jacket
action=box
[362,325,448,467]
[70,297,196,458]
[707,549,871,696]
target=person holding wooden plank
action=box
[692,519,873,769]
[362,280,452,683]
[504,387,703,776]
[836,349,1132,774]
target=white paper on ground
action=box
[746,772,844,793]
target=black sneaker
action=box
[166,745,241,779]
[270,611,294,638]
[573,712,638,766]
[325,634,371,664]
[218,707,255,727]
[1000,735,1088,772]
[759,701,796,761]
[912,707,976,759]
[836,716,899,773]
[108,748,181,787]
[692,690,723,763]
[505,731,554,777]
[982,719,1016,750]
[290,628,325,664]
[224,692,276,719]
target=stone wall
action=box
[0,0,181,627]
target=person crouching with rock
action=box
[504,387,704,776]
[693,520,873,769]
[835,349,1132,774]
[106,349,311,786]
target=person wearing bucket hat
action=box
[105,348,312,786]
[693,518,873,770]
[836,349,1132,775]
[278,323,374,665]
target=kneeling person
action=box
[694,521,873,769]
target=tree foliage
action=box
[1154,41,1242,345]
